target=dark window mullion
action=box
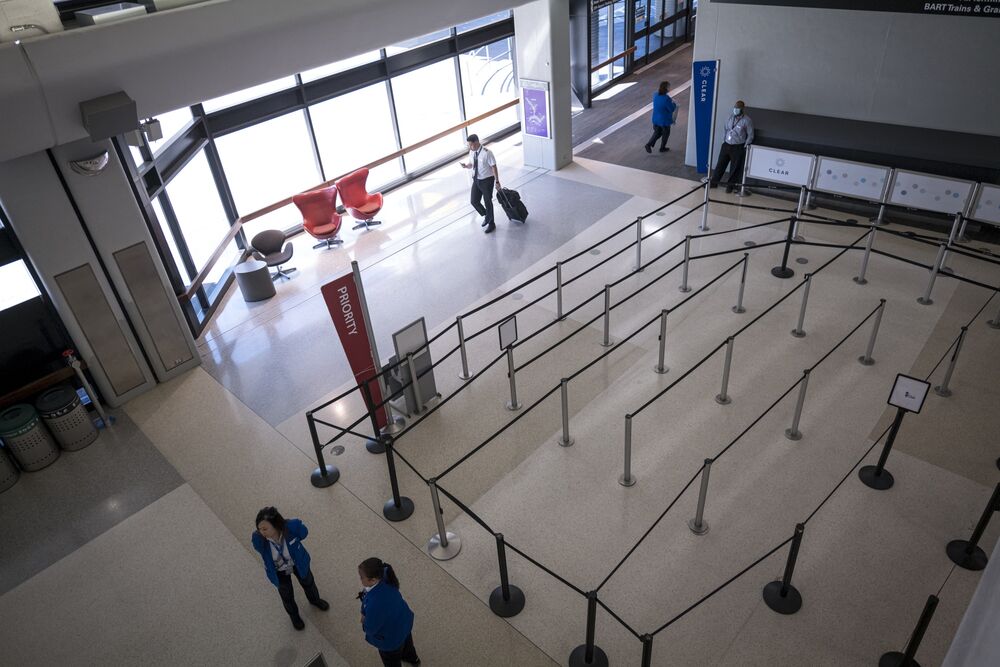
[156,192,200,283]
[384,78,406,175]
[298,73,327,182]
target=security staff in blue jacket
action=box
[644,81,677,154]
[252,507,329,630]
[358,557,420,667]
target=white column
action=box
[513,0,572,171]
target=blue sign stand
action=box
[692,60,720,174]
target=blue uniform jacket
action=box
[361,581,415,651]
[651,93,677,127]
[251,519,312,588]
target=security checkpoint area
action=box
[296,146,1000,667]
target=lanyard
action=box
[270,537,291,569]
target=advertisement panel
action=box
[521,81,550,139]
[691,60,719,173]
[713,0,1000,17]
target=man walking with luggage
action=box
[710,100,754,193]
[461,134,500,234]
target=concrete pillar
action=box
[513,0,573,171]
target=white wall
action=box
[685,0,1000,164]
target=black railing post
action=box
[307,412,340,488]
[640,634,653,667]
[771,216,797,279]
[879,594,939,667]
[763,523,804,614]
[359,380,386,454]
[946,481,999,571]
[568,591,609,667]
[489,532,525,617]
[380,435,414,522]
[859,407,906,490]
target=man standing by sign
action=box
[710,100,754,193]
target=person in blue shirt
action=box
[644,81,677,154]
[251,507,329,630]
[358,557,420,667]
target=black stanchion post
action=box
[569,591,609,667]
[359,381,386,455]
[381,435,414,521]
[859,407,906,490]
[640,634,653,667]
[307,412,340,488]
[879,594,939,667]
[946,481,999,571]
[934,326,967,398]
[489,532,526,617]
[763,523,804,614]
[771,216,797,279]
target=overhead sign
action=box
[746,145,816,187]
[712,1,1000,18]
[887,169,975,216]
[691,60,720,173]
[888,373,931,413]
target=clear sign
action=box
[887,170,975,216]
[812,157,891,203]
[498,316,518,350]
[888,373,931,414]
[746,146,816,188]
[969,183,1000,227]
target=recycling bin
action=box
[0,404,60,471]
[36,385,98,451]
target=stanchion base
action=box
[946,539,988,571]
[365,438,386,455]
[715,394,731,405]
[568,645,609,667]
[784,428,802,441]
[732,305,746,314]
[941,266,954,274]
[558,436,575,448]
[791,329,806,338]
[771,266,795,279]
[688,518,709,535]
[934,385,952,398]
[599,338,617,348]
[987,319,1000,330]
[458,372,472,381]
[383,497,414,522]
[858,465,894,490]
[427,532,462,560]
[879,651,921,667]
[737,187,752,197]
[311,465,340,488]
[917,297,933,306]
[678,285,693,293]
[489,585,526,618]
[653,364,669,375]
[381,417,406,436]
[505,401,522,411]
[762,581,802,615]
[793,235,805,242]
[858,355,875,366]
[853,276,868,285]
[618,473,637,487]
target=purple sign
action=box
[522,87,549,139]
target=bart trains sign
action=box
[713,0,1000,17]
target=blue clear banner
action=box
[692,60,719,174]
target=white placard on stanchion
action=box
[888,373,930,414]
[812,157,891,203]
[498,316,518,350]
[968,183,1000,227]
[887,170,975,216]
[745,146,816,188]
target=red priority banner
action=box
[321,272,387,429]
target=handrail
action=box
[181,98,521,303]
[590,46,636,73]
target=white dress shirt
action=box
[470,147,496,180]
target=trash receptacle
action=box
[0,443,19,494]
[0,404,60,471]
[36,385,98,451]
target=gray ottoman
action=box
[235,259,276,302]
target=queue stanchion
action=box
[853,228,876,285]
[456,316,472,381]
[917,244,947,305]
[654,309,669,374]
[307,412,340,488]
[489,532,526,617]
[940,213,961,274]
[679,236,693,292]
[763,523,805,614]
[871,203,887,227]
[988,292,1000,329]
[381,435,414,521]
[619,415,636,487]
[634,217,644,272]
[879,594,939,667]
[556,261,565,322]
[784,370,811,441]
[558,378,575,447]
[956,213,971,243]
[791,187,807,241]
[858,299,887,366]
[640,634,654,667]
[736,158,752,198]
[568,591,610,667]
[360,381,386,455]
[790,273,812,338]
[699,182,711,232]
[688,459,713,535]
[426,478,461,560]
[505,346,521,411]
[771,217,797,279]
[715,337,734,405]
[600,285,616,347]
[945,481,999,571]
[732,253,749,313]
[933,326,967,397]
[859,407,906,490]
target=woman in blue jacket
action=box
[644,81,677,154]
[252,507,329,630]
[358,557,420,666]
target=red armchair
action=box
[293,186,344,249]
[336,168,383,231]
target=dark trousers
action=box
[276,566,321,621]
[711,142,746,186]
[378,633,419,667]
[471,177,495,227]
[645,124,671,150]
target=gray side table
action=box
[235,259,276,302]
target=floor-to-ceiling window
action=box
[632,0,690,69]
[590,1,629,90]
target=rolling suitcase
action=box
[496,187,528,223]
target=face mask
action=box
[733,107,741,116]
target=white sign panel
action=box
[746,146,816,188]
[888,373,930,414]
[887,170,974,215]
[498,316,518,350]
[969,183,1000,227]
[812,157,891,203]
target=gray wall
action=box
[685,0,1000,165]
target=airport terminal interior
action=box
[1,1,998,666]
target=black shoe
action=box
[292,617,305,631]
[404,660,420,665]
[480,219,489,227]
[659,147,669,152]
[725,184,735,194]
[484,223,496,234]
[644,145,652,154]
[312,599,330,611]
